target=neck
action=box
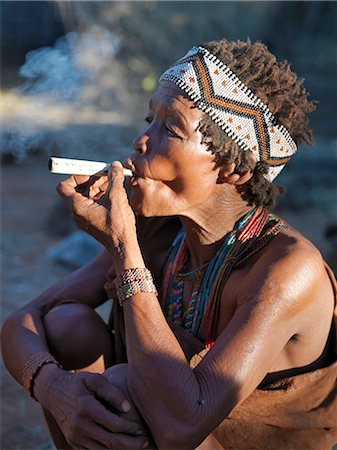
[180,189,255,270]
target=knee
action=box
[104,363,129,392]
[44,303,113,371]
[104,364,143,424]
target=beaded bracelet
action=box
[114,267,157,305]
[22,351,62,401]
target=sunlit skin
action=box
[127,82,259,271]
[127,81,221,218]
[1,81,335,449]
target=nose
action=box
[133,132,149,154]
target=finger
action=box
[91,176,109,191]
[57,175,78,196]
[58,174,106,198]
[109,432,150,449]
[57,174,92,196]
[109,161,125,191]
[92,402,145,435]
[80,427,149,450]
[106,163,130,211]
[76,394,146,435]
[72,437,106,450]
[111,160,124,173]
[89,178,109,199]
[70,410,147,448]
[81,439,108,450]
[73,174,92,185]
[85,374,130,413]
[97,431,149,450]
[57,176,93,210]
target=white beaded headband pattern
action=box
[160,46,297,182]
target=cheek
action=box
[130,179,188,216]
[130,179,164,215]
[146,153,177,181]
[168,166,217,197]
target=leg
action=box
[44,302,114,372]
[42,302,115,448]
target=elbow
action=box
[1,307,36,355]
[128,378,204,449]
[150,400,230,449]
[127,370,216,449]
[1,311,19,362]
[1,311,17,344]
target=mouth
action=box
[124,158,135,174]
[124,158,142,184]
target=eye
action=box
[165,125,176,136]
[145,116,153,124]
[165,125,183,140]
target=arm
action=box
[57,163,327,449]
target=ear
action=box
[217,162,254,185]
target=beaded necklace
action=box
[162,207,285,345]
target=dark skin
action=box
[1,82,334,449]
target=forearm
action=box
[123,293,207,448]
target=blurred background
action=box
[1,1,337,448]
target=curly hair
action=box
[199,39,317,208]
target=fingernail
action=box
[136,428,147,437]
[121,400,130,412]
[142,440,149,449]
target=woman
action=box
[2,39,336,449]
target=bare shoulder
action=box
[238,221,334,344]
[243,223,327,303]
[267,221,322,261]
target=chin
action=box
[132,201,167,218]
[130,195,172,218]
[130,182,183,217]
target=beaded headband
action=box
[160,46,297,182]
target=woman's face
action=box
[126,81,219,217]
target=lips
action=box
[124,158,140,186]
[124,158,135,175]
[124,157,143,179]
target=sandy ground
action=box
[1,158,336,449]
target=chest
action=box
[165,260,254,340]
[214,265,252,337]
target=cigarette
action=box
[48,157,133,177]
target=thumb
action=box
[109,161,125,189]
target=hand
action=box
[35,365,149,449]
[57,162,139,263]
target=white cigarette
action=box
[48,157,133,177]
